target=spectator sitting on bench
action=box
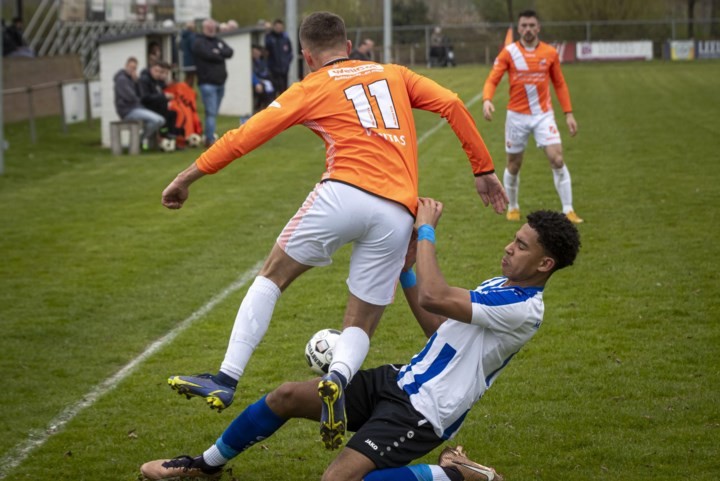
[113,57,165,150]
[138,61,183,143]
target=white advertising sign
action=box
[62,82,87,124]
[576,41,653,61]
[174,0,212,22]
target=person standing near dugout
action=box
[192,19,233,147]
[482,10,583,224]
[160,11,507,451]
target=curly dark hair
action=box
[526,210,581,272]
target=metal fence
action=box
[349,18,720,65]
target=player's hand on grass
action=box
[475,173,508,214]
[566,112,578,136]
[482,100,495,121]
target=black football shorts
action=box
[345,364,444,469]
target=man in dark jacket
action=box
[193,18,233,147]
[138,61,181,139]
[264,19,293,96]
[113,57,165,148]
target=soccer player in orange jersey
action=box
[160,11,507,449]
[482,10,583,224]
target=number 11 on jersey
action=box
[345,79,400,130]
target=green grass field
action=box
[1,60,719,480]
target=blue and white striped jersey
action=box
[396,276,544,439]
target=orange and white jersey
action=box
[483,41,573,115]
[196,59,495,215]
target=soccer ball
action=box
[186,133,202,148]
[305,328,341,375]
[159,137,176,152]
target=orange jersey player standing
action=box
[482,9,584,224]
[160,11,508,451]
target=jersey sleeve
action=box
[549,51,573,113]
[195,84,308,174]
[482,50,510,102]
[401,67,495,175]
[469,289,529,332]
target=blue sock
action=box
[364,465,433,481]
[214,395,287,459]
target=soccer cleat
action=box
[140,455,222,480]
[438,445,504,481]
[506,208,521,222]
[168,373,235,412]
[565,210,584,224]
[318,372,346,450]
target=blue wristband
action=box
[417,224,436,244]
[399,269,416,289]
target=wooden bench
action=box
[110,120,142,155]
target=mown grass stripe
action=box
[0,261,263,479]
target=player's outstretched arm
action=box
[161,162,206,209]
[414,198,474,324]
[475,173,509,214]
[399,229,447,338]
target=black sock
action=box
[333,371,348,389]
[442,466,464,481]
[193,455,222,474]
[214,371,238,389]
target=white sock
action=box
[552,164,574,213]
[503,168,520,210]
[220,276,281,380]
[430,465,453,481]
[202,444,230,467]
[328,326,370,384]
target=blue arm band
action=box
[399,269,416,289]
[417,224,436,244]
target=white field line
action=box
[0,261,263,479]
[417,92,484,146]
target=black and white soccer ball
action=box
[159,137,176,152]
[305,328,341,375]
[186,133,202,148]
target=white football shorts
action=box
[504,110,562,153]
[277,180,414,306]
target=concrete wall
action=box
[2,56,84,123]
[218,30,252,118]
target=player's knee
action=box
[550,155,564,169]
[506,155,523,173]
[266,382,302,416]
[321,465,362,481]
